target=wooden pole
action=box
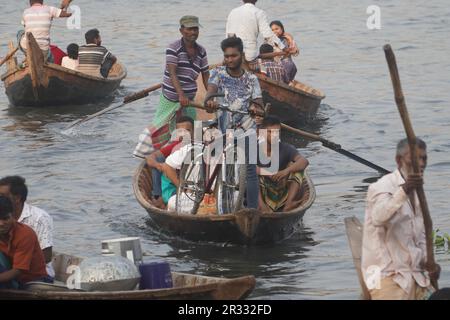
[384,44,438,290]
[0,47,19,67]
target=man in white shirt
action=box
[361,138,440,300]
[20,0,72,62]
[226,0,286,69]
[0,176,55,279]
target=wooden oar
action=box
[281,124,390,174]
[66,83,162,129]
[189,101,390,174]
[384,44,438,290]
[0,47,19,67]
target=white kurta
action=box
[226,3,285,61]
[361,170,430,294]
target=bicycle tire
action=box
[176,151,205,215]
[217,161,247,214]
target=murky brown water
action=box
[1,0,449,299]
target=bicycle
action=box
[175,93,260,215]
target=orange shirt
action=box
[0,222,47,284]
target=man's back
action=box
[21,4,62,52]
[78,44,111,77]
[226,3,282,62]
[260,60,289,84]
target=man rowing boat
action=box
[361,138,441,300]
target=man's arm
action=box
[59,10,72,18]
[204,83,219,113]
[146,150,164,171]
[369,187,408,226]
[167,64,189,107]
[42,247,52,264]
[272,154,309,183]
[0,269,21,283]
[202,71,210,91]
[160,163,180,187]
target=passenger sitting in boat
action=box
[0,176,55,280]
[78,29,117,78]
[145,116,194,210]
[270,20,299,83]
[0,196,48,289]
[61,43,79,71]
[19,0,72,63]
[257,44,289,84]
[257,116,309,213]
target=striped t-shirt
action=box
[78,44,112,78]
[163,38,209,102]
[21,4,62,51]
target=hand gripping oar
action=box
[66,83,162,129]
[384,44,439,290]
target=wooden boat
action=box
[133,161,316,245]
[344,217,371,300]
[1,33,126,107]
[256,73,326,124]
[0,253,255,300]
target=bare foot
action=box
[152,197,166,210]
[284,200,302,212]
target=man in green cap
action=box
[156,15,209,120]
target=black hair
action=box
[0,176,28,203]
[176,116,194,127]
[259,44,274,55]
[67,43,79,59]
[0,196,13,219]
[30,0,44,5]
[429,288,450,300]
[85,29,100,44]
[221,37,244,53]
[270,20,286,38]
[262,116,281,128]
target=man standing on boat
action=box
[205,37,263,210]
[19,0,72,62]
[226,0,287,70]
[134,15,209,158]
[361,138,441,300]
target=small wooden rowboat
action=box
[256,73,326,124]
[0,253,255,300]
[1,33,126,107]
[133,162,316,245]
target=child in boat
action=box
[61,43,79,71]
[270,20,300,83]
[257,44,289,84]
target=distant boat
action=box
[1,33,126,107]
[256,73,326,125]
[0,253,255,300]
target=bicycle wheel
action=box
[216,161,247,215]
[176,151,205,215]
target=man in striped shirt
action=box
[162,15,209,108]
[78,29,117,78]
[257,44,289,84]
[20,0,72,62]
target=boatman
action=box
[226,0,287,71]
[134,15,209,159]
[19,0,72,62]
[361,138,441,300]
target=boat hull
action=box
[134,162,316,245]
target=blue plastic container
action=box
[138,262,173,290]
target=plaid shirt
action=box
[258,60,289,84]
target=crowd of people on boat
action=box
[17,0,117,78]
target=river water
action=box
[1,0,449,299]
